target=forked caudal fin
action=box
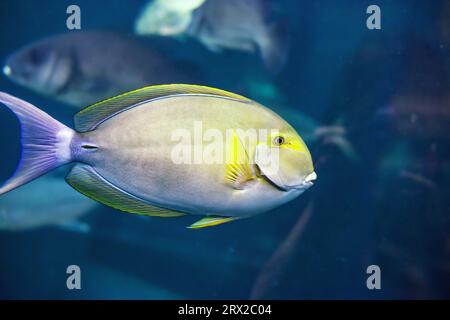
[0,92,75,195]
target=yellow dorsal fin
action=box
[187,216,238,229]
[74,84,252,132]
[225,129,256,189]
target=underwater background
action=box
[0,0,449,299]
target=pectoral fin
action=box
[225,129,256,190]
[66,164,185,217]
[187,216,238,229]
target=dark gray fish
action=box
[3,32,200,108]
[187,0,290,73]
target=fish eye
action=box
[273,136,285,146]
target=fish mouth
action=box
[293,171,317,190]
[305,172,317,183]
[260,169,318,192]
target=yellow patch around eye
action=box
[281,139,306,153]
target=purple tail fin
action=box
[0,92,75,194]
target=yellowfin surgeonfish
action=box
[0,85,316,228]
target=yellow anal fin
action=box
[66,164,185,217]
[187,216,238,229]
[225,129,256,190]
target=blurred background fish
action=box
[135,0,206,36]
[3,31,203,108]
[0,168,97,232]
[135,0,290,74]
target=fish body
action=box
[135,0,289,73]
[187,0,289,73]
[86,96,303,217]
[3,32,199,107]
[0,85,316,228]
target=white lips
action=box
[305,172,317,182]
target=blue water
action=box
[0,0,449,299]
